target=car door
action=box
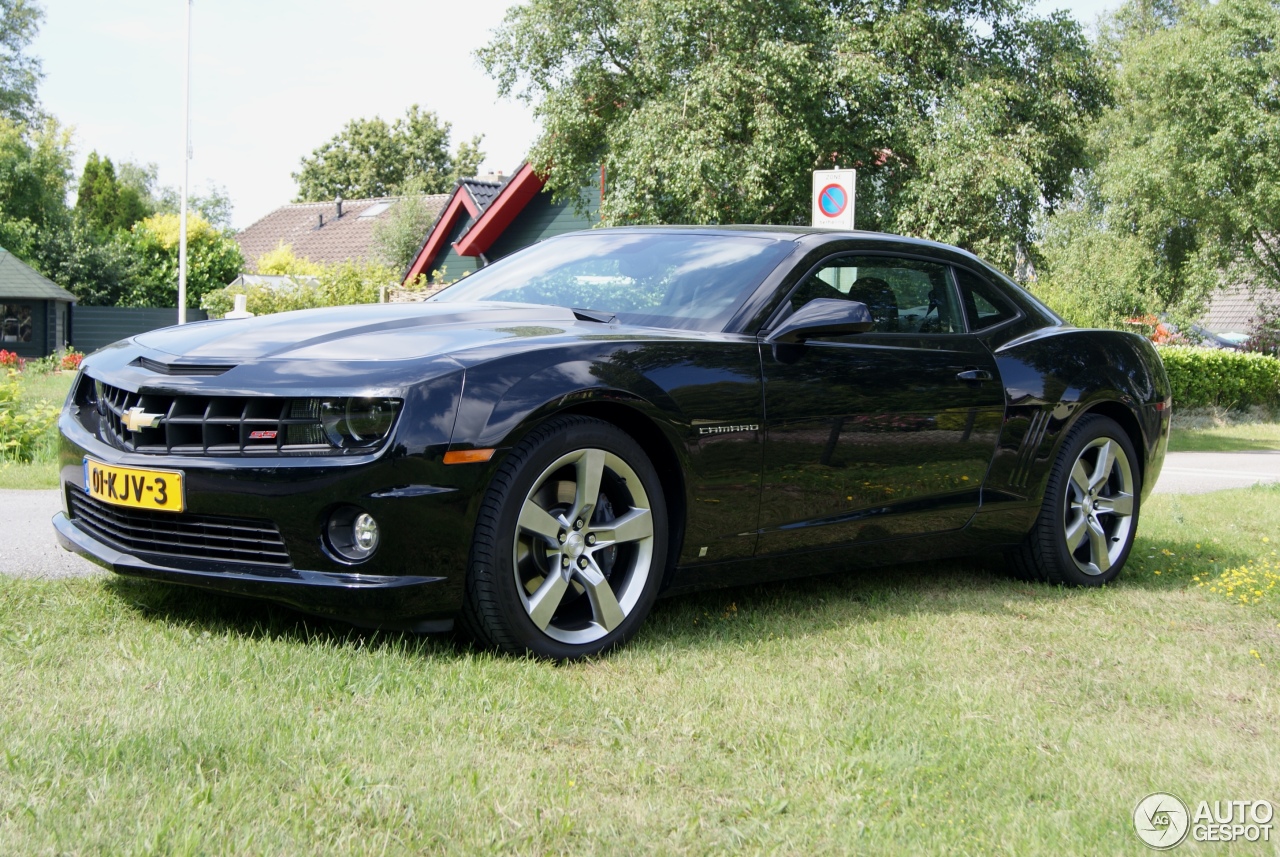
[756,253,1005,555]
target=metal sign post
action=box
[812,169,856,230]
[178,0,193,324]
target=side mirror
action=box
[765,298,873,343]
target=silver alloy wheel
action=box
[1063,436,1136,576]
[512,447,655,645]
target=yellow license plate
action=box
[83,458,185,513]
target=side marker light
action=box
[443,448,497,465]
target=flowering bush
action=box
[60,349,84,371]
[0,350,24,370]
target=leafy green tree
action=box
[1030,205,1162,328]
[0,0,43,123]
[156,182,234,230]
[112,159,235,230]
[1035,0,1280,324]
[480,0,1107,271]
[28,220,136,306]
[1098,0,1280,306]
[0,115,72,256]
[292,105,484,201]
[372,175,442,272]
[75,151,150,233]
[125,213,244,308]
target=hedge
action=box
[200,260,400,318]
[1158,345,1280,410]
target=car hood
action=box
[133,302,618,363]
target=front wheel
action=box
[1010,414,1141,586]
[461,415,668,659]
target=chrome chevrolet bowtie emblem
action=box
[122,406,163,432]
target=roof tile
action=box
[235,195,449,271]
[0,249,78,302]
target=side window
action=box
[954,268,1018,331]
[786,255,962,334]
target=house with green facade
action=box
[403,163,601,285]
[0,247,76,358]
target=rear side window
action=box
[954,268,1018,330]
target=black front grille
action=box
[68,491,292,568]
[87,379,332,455]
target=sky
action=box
[30,0,1117,232]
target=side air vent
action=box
[1010,409,1051,489]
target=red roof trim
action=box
[454,163,546,257]
[458,189,482,218]
[403,189,477,284]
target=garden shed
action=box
[0,247,76,359]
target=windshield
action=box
[430,231,795,332]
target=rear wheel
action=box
[1010,414,1140,586]
[461,415,667,659]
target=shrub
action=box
[0,371,59,462]
[1243,310,1280,358]
[126,213,245,309]
[60,349,84,371]
[21,354,59,374]
[201,260,398,318]
[1158,345,1280,410]
[0,350,23,370]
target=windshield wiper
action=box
[571,307,617,324]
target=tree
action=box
[292,105,485,201]
[125,213,244,308]
[0,114,72,256]
[75,152,150,233]
[29,220,136,306]
[480,0,1107,272]
[113,159,236,230]
[0,0,43,123]
[372,175,442,272]
[1034,0,1280,325]
[1099,0,1280,307]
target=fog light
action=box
[353,513,379,552]
[326,506,379,563]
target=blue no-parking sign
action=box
[812,169,856,229]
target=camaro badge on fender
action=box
[698,424,760,435]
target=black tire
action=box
[460,415,668,659]
[1009,414,1141,586]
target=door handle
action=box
[956,369,993,382]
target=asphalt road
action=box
[1152,450,1280,495]
[4,451,1279,580]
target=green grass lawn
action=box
[2,483,1277,855]
[1168,406,1280,451]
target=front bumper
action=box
[55,410,489,629]
[53,511,454,631]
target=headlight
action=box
[318,397,401,449]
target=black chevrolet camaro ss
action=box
[53,227,1171,658]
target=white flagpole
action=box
[178,0,192,323]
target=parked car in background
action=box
[53,227,1171,659]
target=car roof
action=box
[584,224,987,257]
